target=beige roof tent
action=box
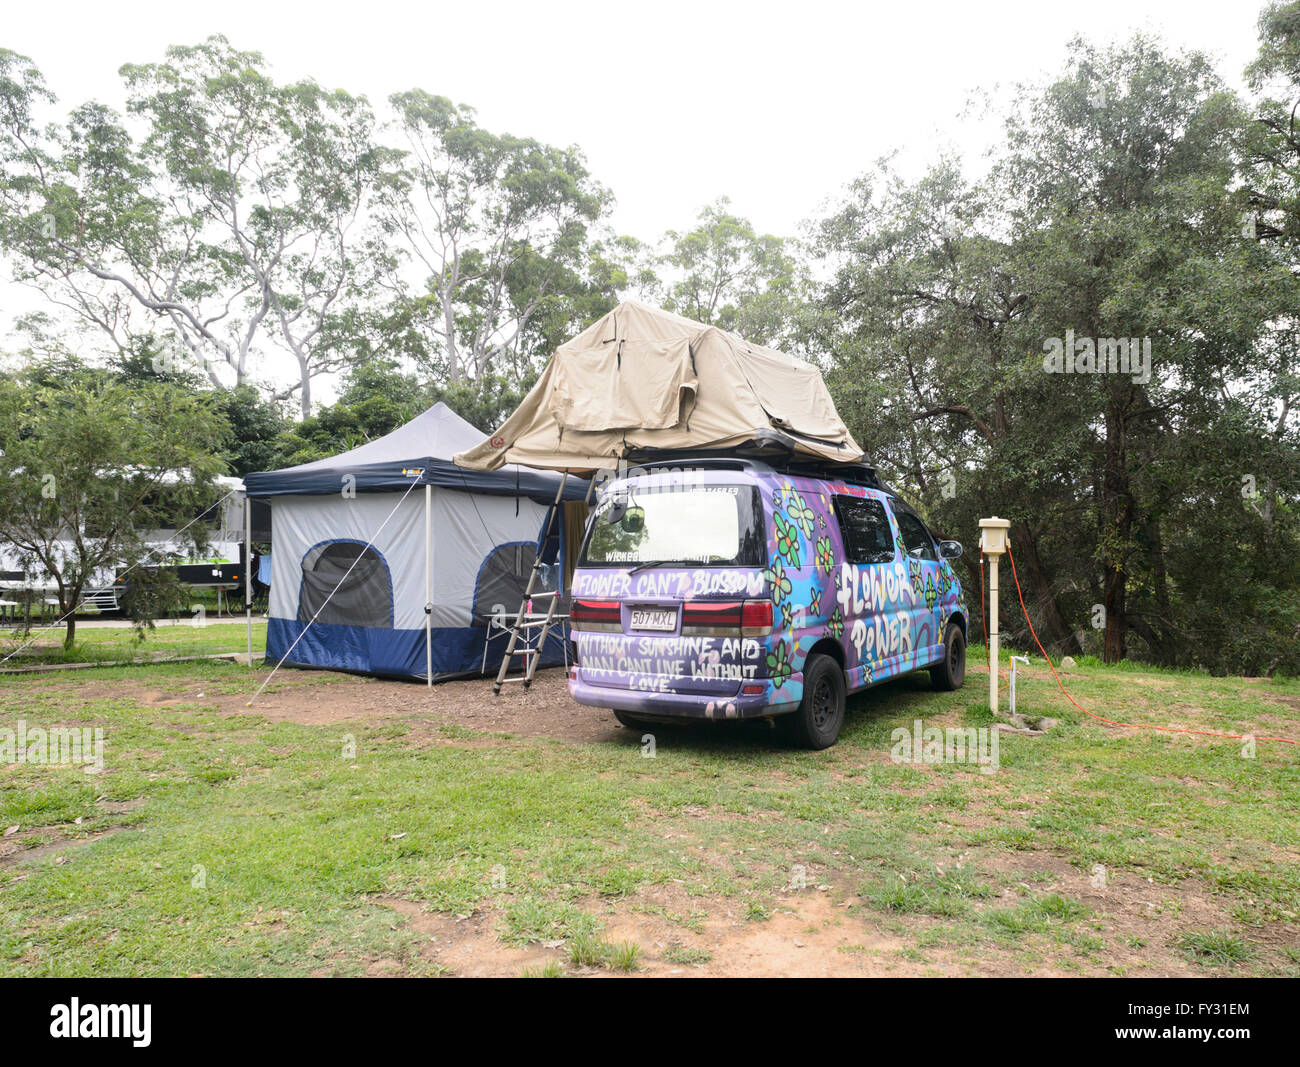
[454,301,864,474]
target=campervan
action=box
[567,458,968,748]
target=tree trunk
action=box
[1011,521,1082,655]
[1100,382,1135,663]
[299,363,312,419]
[63,610,77,650]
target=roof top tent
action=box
[454,301,867,476]
[243,402,588,683]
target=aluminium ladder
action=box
[492,471,575,694]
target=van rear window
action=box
[580,485,765,568]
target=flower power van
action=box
[568,459,968,748]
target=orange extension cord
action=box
[977,546,1299,748]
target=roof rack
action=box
[621,439,886,492]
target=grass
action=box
[865,868,995,918]
[0,620,266,667]
[500,899,598,946]
[662,943,712,966]
[1176,929,1258,966]
[0,645,1298,975]
[978,895,1088,939]
[565,933,639,971]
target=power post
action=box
[978,517,1011,717]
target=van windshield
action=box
[580,484,765,568]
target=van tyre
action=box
[931,622,966,691]
[784,653,846,750]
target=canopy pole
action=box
[244,491,252,670]
[425,482,433,688]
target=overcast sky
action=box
[0,0,1268,355]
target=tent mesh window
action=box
[298,542,393,628]
[473,542,544,620]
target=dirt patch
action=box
[221,668,640,744]
[0,826,128,867]
[366,855,1299,978]
[975,848,1299,975]
[371,886,919,977]
[368,884,1066,977]
[602,884,908,977]
[363,898,556,978]
[1,796,143,868]
[225,667,826,748]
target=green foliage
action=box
[652,197,805,345]
[816,32,1300,675]
[1245,2,1300,248]
[0,371,225,647]
[379,89,615,384]
[0,37,389,416]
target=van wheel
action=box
[613,710,656,732]
[931,622,966,691]
[783,653,846,750]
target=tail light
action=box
[570,598,621,632]
[682,599,773,638]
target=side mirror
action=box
[938,540,963,560]
[602,489,630,525]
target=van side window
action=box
[834,497,895,565]
[894,510,938,562]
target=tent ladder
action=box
[493,472,569,695]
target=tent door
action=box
[298,541,394,628]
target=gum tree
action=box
[651,197,805,346]
[0,38,389,415]
[377,91,611,384]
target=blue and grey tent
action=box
[243,402,587,681]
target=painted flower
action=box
[764,558,792,604]
[815,535,834,573]
[766,640,793,688]
[787,490,816,539]
[772,511,802,568]
[779,601,793,630]
[825,606,844,640]
[924,574,938,611]
[809,587,822,616]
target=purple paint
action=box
[568,463,968,741]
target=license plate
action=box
[630,608,677,632]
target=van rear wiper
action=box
[628,559,674,575]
